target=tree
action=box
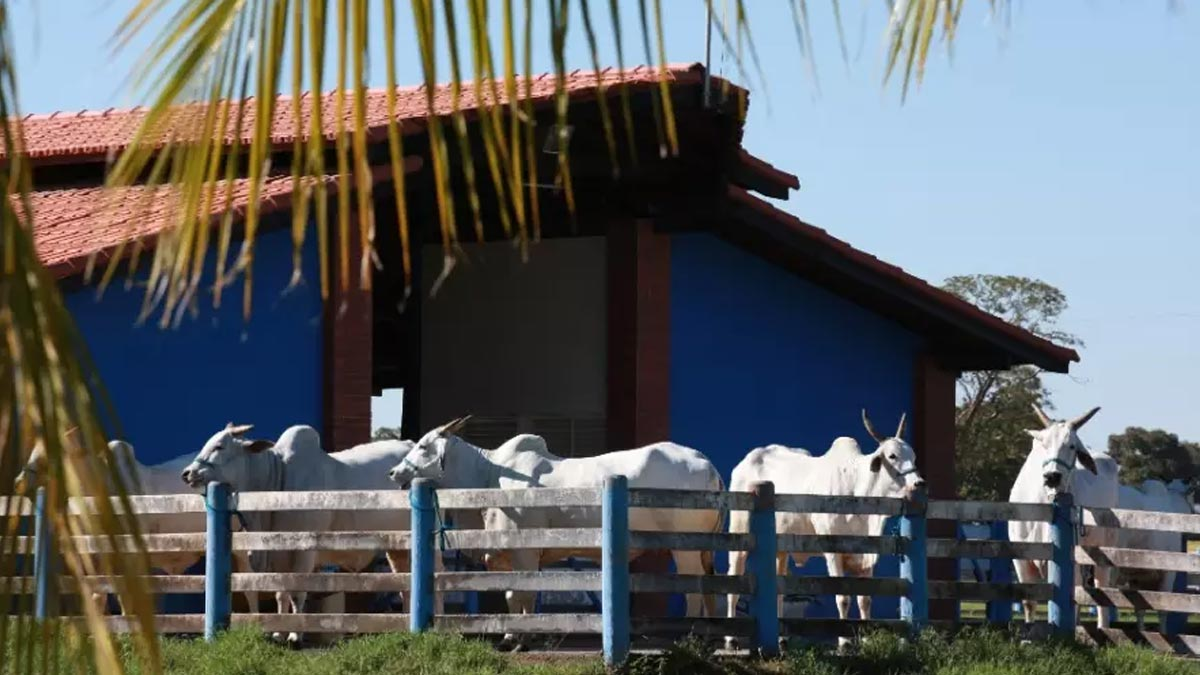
[943,275,1083,501]
[372,427,405,442]
[1108,427,1200,486]
[0,2,1117,672]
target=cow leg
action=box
[385,550,409,613]
[434,550,446,616]
[498,549,539,652]
[672,550,705,617]
[285,549,318,647]
[1013,559,1040,624]
[1094,565,1113,629]
[724,549,747,651]
[826,554,853,651]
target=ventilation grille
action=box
[461,415,607,458]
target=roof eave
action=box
[723,186,1079,374]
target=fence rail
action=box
[20,482,1200,664]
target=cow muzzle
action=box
[1043,472,1063,489]
[181,465,208,488]
[388,467,411,488]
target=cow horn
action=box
[228,423,254,436]
[862,410,885,443]
[441,415,472,436]
[895,412,908,439]
[1030,404,1052,429]
[1069,407,1101,431]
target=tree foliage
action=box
[944,275,1082,501]
[372,427,405,442]
[1107,427,1200,486]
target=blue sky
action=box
[12,2,1199,449]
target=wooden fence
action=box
[11,481,1200,664]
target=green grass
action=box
[5,626,1198,675]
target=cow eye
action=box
[888,454,898,461]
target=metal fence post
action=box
[602,475,630,667]
[748,481,779,655]
[1048,492,1075,636]
[410,478,435,633]
[986,520,1013,624]
[204,482,233,641]
[899,487,928,633]
[33,487,54,622]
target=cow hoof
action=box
[777,636,789,652]
[270,632,286,643]
[286,633,302,649]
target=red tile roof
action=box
[726,185,1081,368]
[30,175,339,279]
[11,63,713,163]
[737,148,800,191]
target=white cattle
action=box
[387,417,725,650]
[1114,479,1195,630]
[180,423,424,646]
[1008,404,1119,629]
[724,411,926,650]
[13,440,260,616]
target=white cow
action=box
[387,417,725,650]
[724,411,926,650]
[13,440,260,616]
[1008,404,1119,629]
[180,423,425,646]
[1114,479,1195,630]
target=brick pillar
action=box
[324,221,374,453]
[607,218,672,617]
[913,354,959,622]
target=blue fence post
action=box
[748,481,779,655]
[1162,547,1189,636]
[204,482,233,641]
[899,487,928,634]
[1048,492,1076,636]
[33,486,54,622]
[410,478,435,633]
[602,475,630,667]
[986,520,1013,624]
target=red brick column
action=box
[323,221,374,453]
[913,354,959,622]
[607,218,673,617]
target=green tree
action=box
[1108,427,1200,486]
[372,426,405,441]
[943,275,1083,501]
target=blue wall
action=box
[65,226,324,466]
[669,233,923,620]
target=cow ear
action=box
[245,440,274,454]
[869,454,883,473]
[1076,450,1098,475]
[1025,430,1040,440]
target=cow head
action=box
[12,442,48,494]
[180,423,274,490]
[388,416,471,488]
[1026,404,1100,493]
[14,438,134,494]
[862,409,926,496]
